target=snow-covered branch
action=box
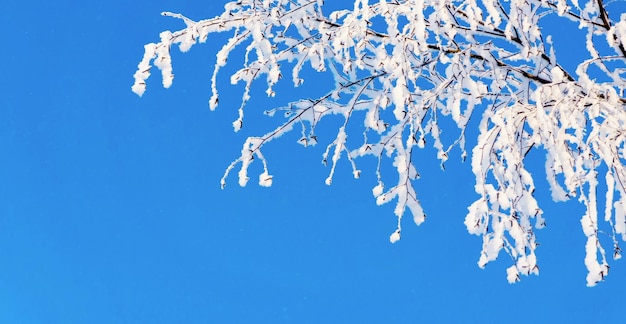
[133,0,626,285]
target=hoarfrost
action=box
[134,0,626,285]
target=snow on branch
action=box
[133,0,626,286]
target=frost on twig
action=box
[133,0,626,285]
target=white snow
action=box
[132,0,626,286]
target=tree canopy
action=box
[132,0,626,286]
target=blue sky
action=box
[1,0,626,323]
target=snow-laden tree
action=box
[132,0,626,286]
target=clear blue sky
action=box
[1,1,626,323]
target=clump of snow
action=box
[389,230,401,244]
